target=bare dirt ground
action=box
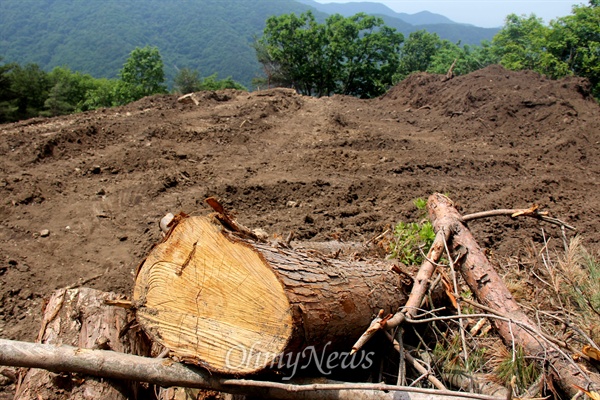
[0,65,599,393]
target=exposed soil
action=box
[0,65,599,386]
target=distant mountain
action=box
[378,17,499,46]
[0,0,323,88]
[298,0,399,18]
[0,0,498,89]
[398,11,456,26]
[297,0,454,25]
[296,0,498,45]
[416,24,500,46]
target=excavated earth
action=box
[0,65,599,385]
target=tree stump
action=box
[133,214,408,375]
[16,288,151,400]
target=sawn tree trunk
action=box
[132,214,409,375]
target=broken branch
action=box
[462,206,575,231]
[351,227,450,353]
[0,339,506,400]
[427,193,599,397]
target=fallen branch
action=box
[382,330,446,390]
[462,205,576,231]
[427,193,599,398]
[0,339,506,400]
[443,59,457,81]
[351,227,450,353]
[404,349,447,391]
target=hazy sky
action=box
[313,0,585,27]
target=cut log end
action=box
[133,216,293,374]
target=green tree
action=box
[173,68,247,93]
[251,38,291,89]
[8,63,50,120]
[173,67,202,94]
[395,30,443,80]
[329,13,403,97]
[198,74,247,91]
[42,80,74,117]
[491,5,600,97]
[547,1,600,96]
[0,58,17,122]
[260,11,330,96]
[258,11,403,98]
[492,14,566,77]
[118,46,167,103]
[82,78,121,110]
[427,41,499,76]
[43,66,99,116]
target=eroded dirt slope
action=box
[0,65,599,345]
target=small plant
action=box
[431,331,488,391]
[491,344,540,391]
[433,333,465,371]
[389,198,436,266]
[556,237,600,343]
[413,197,427,210]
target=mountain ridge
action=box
[297,0,456,25]
[0,0,499,88]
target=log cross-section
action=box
[133,215,407,375]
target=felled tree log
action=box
[15,288,151,400]
[427,193,600,398]
[133,214,408,375]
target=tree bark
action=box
[133,214,408,375]
[15,288,151,400]
[426,193,600,398]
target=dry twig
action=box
[462,206,575,231]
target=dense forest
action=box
[0,0,498,89]
[0,0,317,88]
[0,0,598,123]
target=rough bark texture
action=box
[426,193,600,398]
[133,214,408,374]
[428,194,534,346]
[15,288,150,400]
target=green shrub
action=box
[389,198,436,266]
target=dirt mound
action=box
[0,65,599,353]
[382,65,597,146]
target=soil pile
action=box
[0,65,599,349]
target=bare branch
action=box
[462,206,576,231]
[0,339,506,400]
[351,227,451,353]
